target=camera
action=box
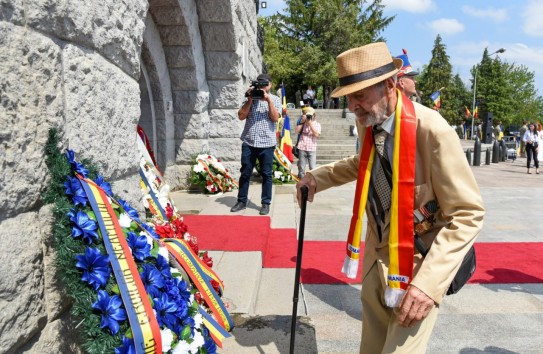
[245,80,269,100]
[305,114,312,120]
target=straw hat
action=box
[302,106,315,115]
[331,42,403,98]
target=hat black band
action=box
[338,62,396,86]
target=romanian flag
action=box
[465,106,471,118]
[280,85,294,162]
[430,90,441,110]
[473,101,479,119]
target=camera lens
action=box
[306,114,312,120]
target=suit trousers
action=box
[360,262,439,354]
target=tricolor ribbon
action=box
[343,90,416,308]
[77,175,162,354]
[164,239,234,332]
[139,167,168,220]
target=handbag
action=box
[414,201,476,296]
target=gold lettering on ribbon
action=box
[85,181,159,353]
[144,338,156,353]
[169,241,230,330]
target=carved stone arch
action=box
[139,13,176,172]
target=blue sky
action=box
[259,0,543,95]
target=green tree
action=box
[260,0,394,105]
[471,49,542,129]
[417,35,455,122]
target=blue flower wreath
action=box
[62,149,217,354]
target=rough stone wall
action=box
[0,0,261,352]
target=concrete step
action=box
[208,251,263,315]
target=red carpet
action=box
[183,215,543,285]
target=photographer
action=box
[231,73,282,216]
[295,106,321,178]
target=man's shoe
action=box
[230,202,246,212]
[259,204,270,215]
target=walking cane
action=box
[289,186,308,354]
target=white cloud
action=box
[461,5,507,22]
[382,0,434,13]
[427,18,465,36]
[522,0,543,37]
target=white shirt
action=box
[523,130,539,144]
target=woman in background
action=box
[523,123,539,174]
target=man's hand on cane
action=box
[296,173,317,206]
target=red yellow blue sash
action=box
[139,167,167,220]
[199,307,231,349]
[77,176,162,354]
[344,91,416,308]
[164,239,234,332]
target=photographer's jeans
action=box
[297,149,317,178]
[237,143,274,205]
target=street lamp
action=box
[471,48,506,139]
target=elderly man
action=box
[296,42,484,353]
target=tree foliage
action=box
[260,0,394,104]
[471,48,543,129]
[416,35,542,128]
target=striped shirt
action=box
[240,94,282,148]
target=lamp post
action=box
[471,48,505,139]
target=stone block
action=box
[164,45,194,68]
[0,212,46,353]
[170,67,198,90]
[0,0,24,25]
[17,313,83,354]
[196,0,233,23]
[150,5,185,26]
[208,80,245,110]
[208,138,240,162]
[0,23,64,220]
[63,44,140,180]
[209,109,244,138]
[173,90,210,114]
[175,138,209,164]
[174,112,210,140]
[26,0,147,78]
[39,205,71,322]
[200,22,236,51]
[205,51,241,80]
[158,25,191,46]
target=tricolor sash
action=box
[139,167,168,220]
[164,239,234,332]
[199,307,231,349]
[343,90,417,307]
[77,176,162,354]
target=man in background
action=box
[395,49,419,101]
[231,73,282,216]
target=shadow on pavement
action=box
[226,314,317,354]
[459,346,519,353]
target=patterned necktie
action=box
[372,127,391,223]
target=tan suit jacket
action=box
[310,101,485,304]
